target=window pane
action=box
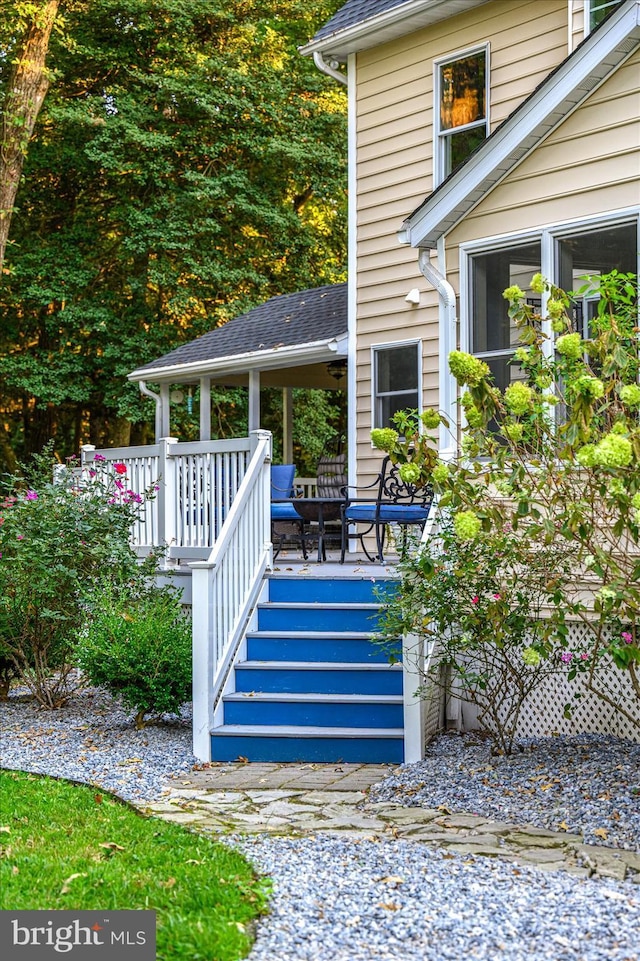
[557,222,637,336]
[374,344,419,429]
[378,391,420,430]
[440,53,485,131]
[376,345,418,393]
[472,243,541,354]
[590,1,621,30]
[443,126,486,176]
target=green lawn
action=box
[0,771,270,961]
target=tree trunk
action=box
[0,1,59,277]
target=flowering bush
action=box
[377,519,576,754]
[370,408,442,488]
[0,446,157,706]
[378,270,640,736]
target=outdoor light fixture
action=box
[405,288,421,305]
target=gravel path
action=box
[369,730,640,851]
[1,687,639,961]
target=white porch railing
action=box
[81,436,255,565]
[190,430,272,761]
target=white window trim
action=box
[433,42,490,187]
[371,339,422,439]
[584,0,622,37]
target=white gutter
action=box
[417,247,457,459]
[128,336,347,383]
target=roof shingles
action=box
[313,0,410,41]
[132,283,347,376]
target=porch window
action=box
[470,241,541,392]
[587,1,622,32]
[373,342,420,429]
[435,47,488,184]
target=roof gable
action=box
[401,0,640,249]
[129,284,347,381]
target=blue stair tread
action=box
[211,724,404,738]
[260,602,381,609]
[247,630,384,637]
[223,692,402,704]
[235,660,402,671]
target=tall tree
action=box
[0,0,346,463]
[0,1,59,275]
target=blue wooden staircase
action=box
[209,573,404,763]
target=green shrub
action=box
[77,582,192,728]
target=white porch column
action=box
[159,383,171,439]
[283,387,293,464]
[199,376,211,441]
[248,369,260,431]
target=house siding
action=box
[445,46,640,283]
[353,0,569,484]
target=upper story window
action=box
[372,342,420,429]
[587,1,622,32]
[435,46,489,185]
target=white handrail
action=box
[190,430,273,761]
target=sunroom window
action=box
[556,223,637,337]
[467,220,638,394]
[373,343,420,429]
[470,242,541,393]
[436,47,488,184]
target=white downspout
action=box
[139,381,162,442]
[312,51,347,86]
[417,246,458,459]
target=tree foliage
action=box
[0,0,347,466]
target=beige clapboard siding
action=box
[571,0,586,51]
[353,0,569,486]
[450,50,640,245]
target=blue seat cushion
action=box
[271,502,302,521]
[345,504,428,525]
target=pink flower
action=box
[16,534,24,541]
[493,593,501,600]
[621,631,633,644]
[471,596,479,605]
[580,653,589,661]
[114,462,127,475]
[94,453,106,462]
[25,490,38,501]
[561,652,573,664]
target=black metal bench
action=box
[340,456,433,563]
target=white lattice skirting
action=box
[423,622,640,744]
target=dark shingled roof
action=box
[133,283,347,376]
[313,0,410,41]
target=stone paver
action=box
[141,761,640,883]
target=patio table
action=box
[292,498,343,563]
